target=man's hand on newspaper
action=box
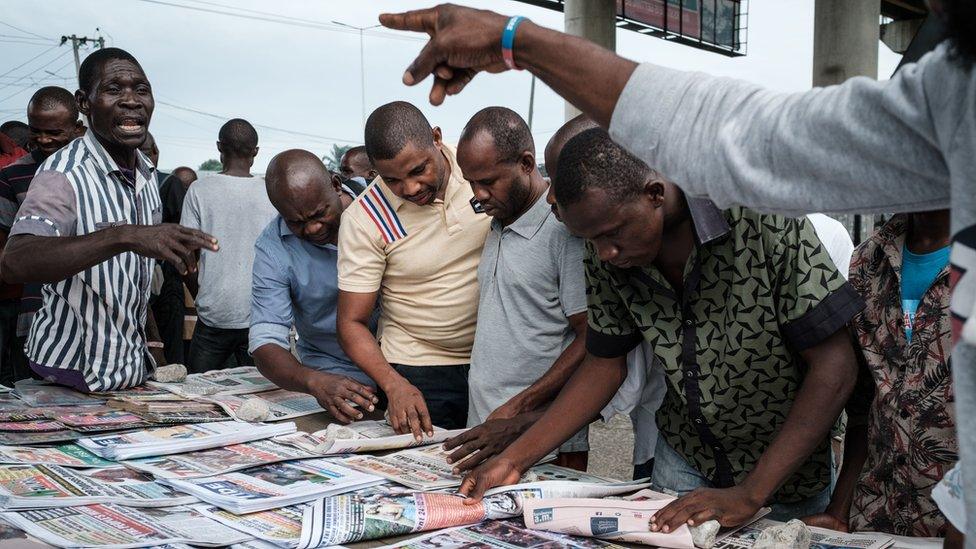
[801,512,849,532]
[650,485,763,532]
[384,378,434,440]
[307,372,378,424]
[443,412,538,474]
[379,5,510,106]
[457,456,522,504]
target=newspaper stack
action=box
[0,444,113,468]
[373,520,630,549]
[149,366,277,398]
[277,419,465,454]
[1,504,252,548]
[158,457,384,514]
[198,504,307,548]
[0,464,197,509]
[342,443,467,490]
[123,438,318,479]
[201,389,324,422]
[78,421,297,460]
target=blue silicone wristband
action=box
[502,15,526,52]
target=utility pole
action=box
[332,21,381,134]
[60,33,105,88]
[527,75,536,131]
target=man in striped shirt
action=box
[0,48,217,392]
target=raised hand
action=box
[123,223,218,275]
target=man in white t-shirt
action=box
[181,118,278,373]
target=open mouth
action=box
[115,117,145,136]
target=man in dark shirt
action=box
[0,87,85,385]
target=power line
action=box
[134,0,424,42]
[0,21,52,41]
[0,49,72,92]
[155,100,360,144]
[0,45,59,80]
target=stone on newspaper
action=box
[236,397,271,422]
[753,519,812,549]
[153,363,187,383]
[690,520,721,549]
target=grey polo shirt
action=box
[468,191,587,426]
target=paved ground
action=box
[587,413,635,481]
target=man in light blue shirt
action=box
[249,149,378,423]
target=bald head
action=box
[265,149,345,245]
[545,115,599,178]
[339,145,376,181]
[171,166,197,190]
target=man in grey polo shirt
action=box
[445,107,589,471]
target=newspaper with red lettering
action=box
[78,421,297,460]
[0,464,197,509]
[148,367,277,398]
[276,419,465,455]
[200,389,324,421]
[0,503,252,548]
[296,473,649,548]
[123,438,318,479]
[157,457,384,514]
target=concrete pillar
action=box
[564,0,616,120]
[812,0,880,86]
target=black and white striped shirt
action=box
[9,132,162,391]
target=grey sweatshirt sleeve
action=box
[608,46,955,216]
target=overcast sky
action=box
[1,0,902,172]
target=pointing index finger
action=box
[379,8,438,34]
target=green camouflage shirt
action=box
[585,201,863,502]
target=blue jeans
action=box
[187,319,252,374]
[651,434,830,521]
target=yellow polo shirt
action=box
[337,144,490,366]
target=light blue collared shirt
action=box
[249,214,374,385]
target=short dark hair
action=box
[343,145,368,160]
[78,47,143,95]
[0,121,29,148]
[459,106,534,163]
[554,128,650,207]
[944,0,976,67]
[218,118,258,157]
[29,86,79,120]
[363,101,433,162]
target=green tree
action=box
[198,158,222,172]
[322,144,353,172]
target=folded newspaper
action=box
[158,457,384,514]
[137,410,232,424]
[13,380,105,407]
[0,430,81,446]
[0,444,113,468]
[522,496,695,548]
[342,443,463,490]
[51,409,153,432]
[712,518,894,549]
[296,475,649,547]
[197,503,307,548]
[0,464,197,509]
[372,520,630,549]
[276,419,465,455]
[201,389,324,422]
[78,421,297,460]
[149,366,277,398]
[124,438,318,479]
[1,503,252,548]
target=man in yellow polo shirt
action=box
[337,101,490,437]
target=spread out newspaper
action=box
[201,389,324,422]
[157,457,384,514]
[0,503,252,548]
[0,430,81,446]
[78,421,297,460]
[148,367,277,398]
[0,464,197,509]
[137,410,232,424]
[372,520,631,549]
[276,419,466,455]
[50,410,153,433]
[197,503,307,548]
[342,443,464,490]
[0,394,26,412]
[13,380,105,407]
[296,474,649,547]
[712,518,894,549]
[522,495,695,548]
[0,444,113,468]
[123,438,318,479]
